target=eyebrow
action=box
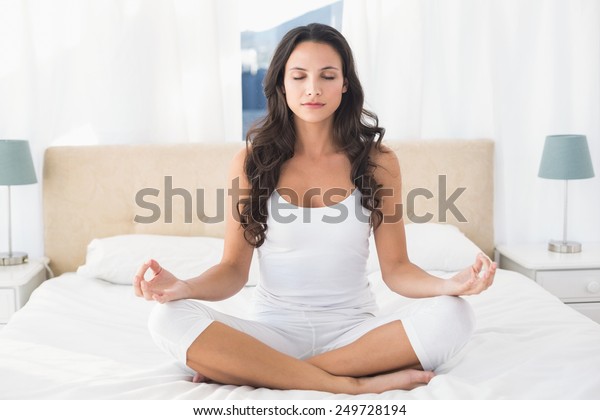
[289,66,341,71]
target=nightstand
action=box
[0,258,49,326]
[495,243,600,323]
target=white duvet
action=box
[1,268,599,400]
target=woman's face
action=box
[282,41,348,125]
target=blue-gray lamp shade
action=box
[0,140,38,186]
[538,135,595,180]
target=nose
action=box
[306,79,321,96]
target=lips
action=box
[302,102,325,109]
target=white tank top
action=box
[254,188,377,314]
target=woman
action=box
[134,23,496,394]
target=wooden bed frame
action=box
[43,140,494,276]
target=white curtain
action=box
[343,0,600,245]
[2,0,599,259]
[0,0,241,259]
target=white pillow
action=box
[367,223,482,273]
[77,234,260,286]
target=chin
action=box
[296,112,335,125]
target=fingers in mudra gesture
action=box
[449,253,497,296]
[133,259,188,303]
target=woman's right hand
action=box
[133,259,191,303]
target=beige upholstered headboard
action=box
[43,140,494,276]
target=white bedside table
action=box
[495,243,600,323]
[0,258,49,327]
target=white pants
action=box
[148,295,474,373]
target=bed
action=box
[1,140,599,400]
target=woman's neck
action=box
[293,117,337,158]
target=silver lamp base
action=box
[548,240,582,253]
[0,252,29,266]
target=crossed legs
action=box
[185,320,432,394]
[149,296,474,394]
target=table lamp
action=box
[0,140,38,265]
[538,134,595,253]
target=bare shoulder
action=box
[229,144,252,189]
[231,144,252,167]
[369,143,401,184]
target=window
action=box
[240,1,343,137]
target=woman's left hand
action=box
[446,253,497,296]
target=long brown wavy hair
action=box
[239,23,385,247]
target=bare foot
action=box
[192,372,209,383]
[358,369,435,393]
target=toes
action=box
[192,372,207,383]
[410,369,435,385]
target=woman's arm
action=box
[133,147,255,303]
[371,147,495,298]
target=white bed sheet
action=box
[1,269,599,399]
